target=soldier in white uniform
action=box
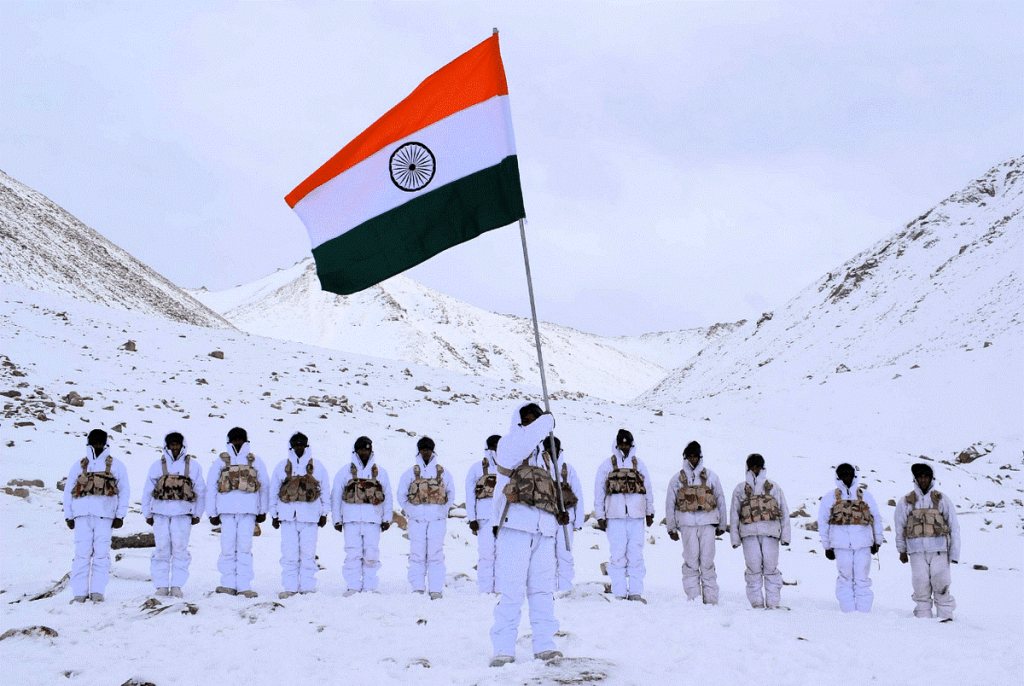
[894,463,960,619]
[729,453,790,608]
[269,432,330,598]
[332,436,393,596]
[665,441,728,604]
[63,429,130,603]
[489,402,569,667]
[141,431,206,597]
[594,429,654,602]
[817,463,884,613]
[465,434,501,593]
[544,436,584,595]
[397,437,454,598]
[206,427,270,598]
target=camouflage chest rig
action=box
[474,457,497,500]
[406,464,448,506]
[558,462,579,510]
[605,454,647,496]
[502,449,561,516]
[72,454,118,498]
[674,468,717,513]
[217,452,261,494]
[342,462,385,505]
[828,486,873,526]
[738,481,782,524]
[153,454,197,501]
[279,459,322,503]
[903,490,950,539]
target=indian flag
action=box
[285,34,526,295]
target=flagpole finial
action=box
[493,27,498,35]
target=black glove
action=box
[191,516,200,526]
[145,517,154,526]
[870,543,880,555]
[492,525,499,538]
[380,522,390,532]
[668,530,679,541]
[556,511,570,526]
[715,528,725,537]
[112,517,124,529]
[334,523,344,532]
[825,548,835,560]
[209,515,221,526]
[65,519,75,530]
[318,515,327,528]
[469,520,480,534]
[271,517,281,530]
[597,518,607,531]
[255,513,266,524]
[646,514,654,527]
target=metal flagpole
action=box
[518,218,572,551]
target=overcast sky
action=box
[2,2,1021,337]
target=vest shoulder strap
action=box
[285,460,293,478]
[414,464,420,479]
[764,480,772,493]
[834,487,842,501]
[306,459,315,476]
[905,491,918,505]
[631,455,639,471]
[680,469,688,486]
[80,457,89,474]
[744,483,752,497]
[247,453,255,466]
[221,452,231,466]
[611,454,618,470]
[105,455,113,474]
[931,490,942,506]
[482,456,489,474]
[351,463,357,478]
[161,455,169,476]
[561,462,568,481]
[184,454,191,477]
[699,468,707,485]
[372,463,378,479]
[437,465,444,476]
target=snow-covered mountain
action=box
[0,169,232,329]
[642,157,1023,408]
[189,259,739,403]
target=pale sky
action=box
[2,2,1021,336]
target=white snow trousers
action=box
[909,551,955,619]
[280,520,319,593]
[151,514,193,589]
[741,535,782,607]
[554,526,575,593]
[475,517,496,593]
[680,525,718,604]
[834,547,873,612]
[607,518,645,597]
[218,513,256,591]
[408,518,446,593]
[343,522,381,592]
[491,528,558,658]
[71,515,113,597]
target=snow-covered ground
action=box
[2,284,1020,686]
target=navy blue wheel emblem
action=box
[389,142,435,192]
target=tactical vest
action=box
[904,490,950,539]
[828,486,873,526]
[278,459,321,503]
[216,452,261,494]
[406,464,448,506]
[559,462,579,510]
[342,462,385,505]
[474,456,497,500]
[605,454,647,495]
[502,454,560,516]
[72,455,118,498]
[152,454,197,502]
[674,468,717,513]
[738,481,782,524]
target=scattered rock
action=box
[62,391,85,407]
[56,478,67,491]
[2,487,29,499]
[803,521,819,532]
[7,479,43,488]
[112,423,126,433]
[13,422,34,428]
[973,564,988,571]
[835,364,851,373]
[887,499,896,506]
[122,340,137,352]
[654,410,663,416]
[0,626,58,641]
[0,390,21,398]
[120,680,156,686]
[414,385,429,392]
[112,532,156,549]
[209,351,225,359]
[789,507,809,518]
[196,378,209,385]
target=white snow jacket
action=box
[817,476,884,551]
[729,468,790,546]
[664,457,727,531]
[593,446,654,520]
[141,436,206,519]
[491,402,558,536]
[465,450,498,522]
[397,454,454,522]
[63,445,131,520]
[205,442,270,517]
[331,451,393,525]
[894,481,960,560]
[269,447,330,523]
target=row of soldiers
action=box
[63,412,961,641]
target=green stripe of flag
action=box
[311,156,525,295]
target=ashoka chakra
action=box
[389,142,436,192]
